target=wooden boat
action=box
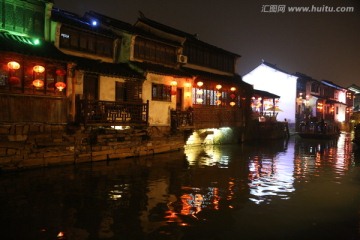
[298,131,340,139]
[298,120,340,140]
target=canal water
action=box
[1,133,360,240]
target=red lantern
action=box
[33,79,44,88]
[56,69,66,76]
[7,61,20,70]
[55,82,66,91]
[9,76,20,85]
[33,65,45,73]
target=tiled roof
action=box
[325,99,346,105]
[51,8,117,37]
[136,14,196,40]
[137,15,241,57]
[84,11,137,34]
[74,58,145,79]
[348,84,360,94]
[321,80,346,90]
[262,61,292,75]
[254,89,280,99]
[130,61,192,78]
[86,11,182,47]
[182,67,241,83]
[0,31,70,61]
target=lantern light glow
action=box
[33,65,45,73]
[7,61,20,70]
[33,79,44,88]
[55,82,66,91]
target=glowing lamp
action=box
[56,69,66,76]
[196,98,203,103]
[7,61,20,70]
[33,79,44,88]
[216,84,222,90]
[230,101,236,107]
[184,82,191,88]
[216,92,221,97]
[230,87,236,92]
[216,100,222,105]
[55,82,66,91]
[170,80,178,86]
[197,81,203,87]
[33,39,40,45]
[9,76,20,85]
[197,89,203,95]
[57,231,65,239]
[33,65,45,73]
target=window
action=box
[310,83,319,93]
[192,88,223,106]
[0,56,66,96]
[152,83,171,101]
[184,42,235,73]
[115,82,126,102]
[2,1,44,37]
[60,26,114,58]
[134,37,177,65]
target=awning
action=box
[75,58,145,79]
[253,89,280,99]
[0,31,70,62]
[131,61,192,78]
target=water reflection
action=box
[1,133,360,239]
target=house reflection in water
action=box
[247,140,296,204]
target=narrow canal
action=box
[1,133,360,240]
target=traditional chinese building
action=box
[243,61,298,131]
[243,60,353,133]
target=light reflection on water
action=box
[1,132,360,239]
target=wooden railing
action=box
[170,110,194,131]
[0,93,68,123]
[79,100,149,126]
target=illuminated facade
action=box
[243,61,298,130]
[0,0,72,123]
[243,61,353,132]
[83,11,253,139]
[296,73,352,130]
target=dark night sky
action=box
[53,0,360,88]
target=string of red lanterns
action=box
[6,61,67,91]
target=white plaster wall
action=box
[243,63,298,124]
[143,74,176,126]
[143,73,192,126]
[335,104,347,122]
[99,76,125,101]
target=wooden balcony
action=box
[78,100,149,127]
[170,110,194,131]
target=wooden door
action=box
[83,74,99,100]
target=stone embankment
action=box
[0,123,184,172]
